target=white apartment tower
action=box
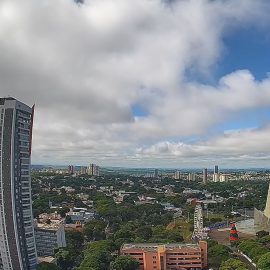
[174,170,181,180]
[0,98,37,270]
[188,172,195,181]
[87,163,99,176]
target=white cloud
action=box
[136,125,270,167]
[0,0,270,166]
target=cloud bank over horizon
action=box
[1,0,270,168]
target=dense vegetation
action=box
[220,258,248,270]
[207,240,231,269]
[31,172,269,269]
[238,235,270,264]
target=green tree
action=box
[258,235,270,245]
[37,263,61,270]
[166,229,184,242]
[163,195,185,207]
[114,238,135,250]
[83,220,107,241]
[208,244,230,257]
[117,204,138,221]
[65,215,73,224]
[136,225,152,240]
[66,231,84,250]
[55,249,73,270]
[257,252,270,270]
[220,258,248,270]
[83,224,94,241]
[256,230,269,238]
[208,244,230,269]
[110,255,139,270]
[238,240,268,262]
[58,207,70,218]
[54,231,84,269]
[238,240,256,255]
[97,203,117,220]
[248,246,268,263]
[78,240,115,270]
[114,228,135,240]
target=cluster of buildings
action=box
[211,166,230,183]
[79,163,100,176]
[173,165,230,183]
[37,163,100,176]
[172,166,270,183]
[140,169,159,178]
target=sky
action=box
[1,0,270,168]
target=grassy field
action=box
[166,218,193,241]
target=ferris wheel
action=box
[192,204,205,240]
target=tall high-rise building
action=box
[188,172,196,182]
[203,168,207,184]
[213,173,220,182]
[87,163,99,176]
[80,166,87,175]
[174,170,181,180]
[154,169,158,178]
[0,98,37,270]
[68,165,74,174]
[214,165,219,174]
[220,174,228,182]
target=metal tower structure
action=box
[192,204,207,240]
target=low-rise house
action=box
[67,207,95,223]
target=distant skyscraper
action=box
[87,163,99,176]
[203,168,207,184]
[80,166,87,175]
[219,174,228,182]
[174,170,181,180]
[213,173,220,182]
[68,165,74,174]
[154,169,158,178]
[188,172,196,182]
[214,165,218,174]
[0,98,37,269]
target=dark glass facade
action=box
[0,98,37,270]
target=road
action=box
[233,252,257,270]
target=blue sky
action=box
[213,26,270,132]
[218,26,270,81]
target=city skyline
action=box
[1,0,270,167]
